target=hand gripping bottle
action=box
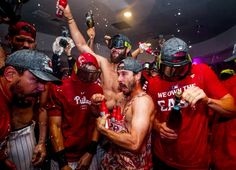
[85,11,95,28]
[110,105,117,123]
[56,0,67,18]
[100,100,110,129]
[166,91,182,132]
[115,106,123,121]
[139,42,155,56]
[112,106,125,132]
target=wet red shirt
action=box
[147,64,228,169]
[47,78,103,161]
[212,75,236,170]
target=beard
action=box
[10,80,39,108]
[119,80,135,97]
[110,50,126,64]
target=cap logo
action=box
[78,56,86,67]
[178,46,183,50]
[43,57,53,72]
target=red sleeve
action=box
[200,64,228,99]
[45,84,63,117]
[222,76,236,102]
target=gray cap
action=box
[117,57,142,74]
[161,37,188,57]
[224,44,236,62]
[5,49,61,85]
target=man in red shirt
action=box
[147,37,236,170]
[47,53,103,170]
[0,49,61,169]
[211,46,236,170]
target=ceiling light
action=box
[124,11,132,18]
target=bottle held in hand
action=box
[85,11,95,28]
[166,91,182,132]
[166,105,182,131]
[100,100,110,129]
[56,0,67,18]
[111,105,125,132]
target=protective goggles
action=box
[77,66,101,83]
[160,62,191,81]
[107,38,132,49]
[161,53,192,67]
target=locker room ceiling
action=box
[21,0,236,48]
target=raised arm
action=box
[60,4,106,67]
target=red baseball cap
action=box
[75,52,99,70]
[8,21,36,40]
[71,52,100,81]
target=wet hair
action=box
[140,73,147,87]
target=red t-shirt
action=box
[142,71,159,92]
[0,80,11,160]
[212,75,236,169]
[47,78,103,161]
[147,64,228,169]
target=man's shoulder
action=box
[192,63,211,72]
[133,92,154,106]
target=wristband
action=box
[87,141,98,155]
[55,149,68,168]
[67,17,73,21]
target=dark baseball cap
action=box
[117,57,142,74]
[161,37,191,67]
[161,37,188,58]
[224,44,236,62]
[5,49,62,85]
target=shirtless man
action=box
[61,3,133,109]
[96,57,155,169]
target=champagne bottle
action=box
[99,100,110,129]
[166,91,182,131]
[166,105,182,131]
[85,11,95,28]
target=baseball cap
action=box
[143,62,150,69]
[74,52,99,70]
[150,62,158,71]
[5,49,61,85]
[8,21,36,40]
[72,52,101,82]
[107,34,132,49]
[224,44,236,62]
[161,37,188,57]
[220,69,235,80]
[117,57,143,74]
[161,37,191,67]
